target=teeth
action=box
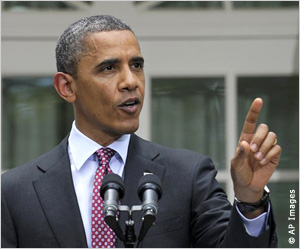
[125,101,135,106]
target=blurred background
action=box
[1,1,299,247]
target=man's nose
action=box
[118,66,138,91]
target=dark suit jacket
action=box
[2,134,277,248]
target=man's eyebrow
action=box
[94,58,120,70]
[131,56,144,63]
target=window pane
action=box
[133,1,146,5]
[2,1,77,11]
[1,77,73,170]
[268,182,299,248]
[151,1,223,10]
[233,1,299,9]
[152,77,225,169]
[238,76,299,170]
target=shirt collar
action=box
[68,121,130,171]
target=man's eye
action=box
[99,65,114,72]
[104,65,114,71]
[132,63,144,69]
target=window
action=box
[150,1,223,10]
[233,1,299,9]
[238,76,299,248]
[134,1,223,10]
[134,1,299,11]
[1,77,73,170]
[238,76,299,169]
[151,77,225,169]
[152,75,299,247]
[2,1,92,11]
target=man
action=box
[2,15,281,248]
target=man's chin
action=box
[119,122,139,135]
[122,126,139,135]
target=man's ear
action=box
[53,72,76,103]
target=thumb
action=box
[231,141,250,171]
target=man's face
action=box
[72,30,145,145]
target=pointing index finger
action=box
[239,98,263,143]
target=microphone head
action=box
[100,173,125,200]
[137,174,162,201]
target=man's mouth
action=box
[118,97,141,114]
[124,100,137,107]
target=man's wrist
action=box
[235,186,270,216]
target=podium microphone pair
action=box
[100,173,162,247]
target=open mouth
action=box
[124,100,137,107]
[118,97,141,113]
[119,97,140,107]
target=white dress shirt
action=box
[237,203,269,237]
[68,122,130,248]
[68,121,268,247]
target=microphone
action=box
[100,173,125,241]
[138,174,162,216]
[100,173,125,218]
[137,174,162,244]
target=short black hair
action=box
[55,15,133,78]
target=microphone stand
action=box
[109,204,153,248]
[124,217,136,247]
[101,173,162,248]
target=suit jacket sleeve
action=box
[221,202,278,247]
[190,156,277,247]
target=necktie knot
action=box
[95,147,115,168]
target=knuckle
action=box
[259,144,267,153]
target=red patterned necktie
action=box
[91,148,117,248]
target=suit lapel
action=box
[117,134,165,247]
[33,138,87,248]
[31,134,164,247]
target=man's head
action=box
[53,15,145,146]
[56,15,133,78]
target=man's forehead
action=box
[79,30,141,63]
[85,30,138,47]
[83,30,141,58]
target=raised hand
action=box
[231,98,281,207]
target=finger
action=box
[250,124,269,153]
[231,141,250,171]
[254,131,277,161]
[259,144,282,166]
[239,98,263,143]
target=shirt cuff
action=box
[236,202,270,237]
